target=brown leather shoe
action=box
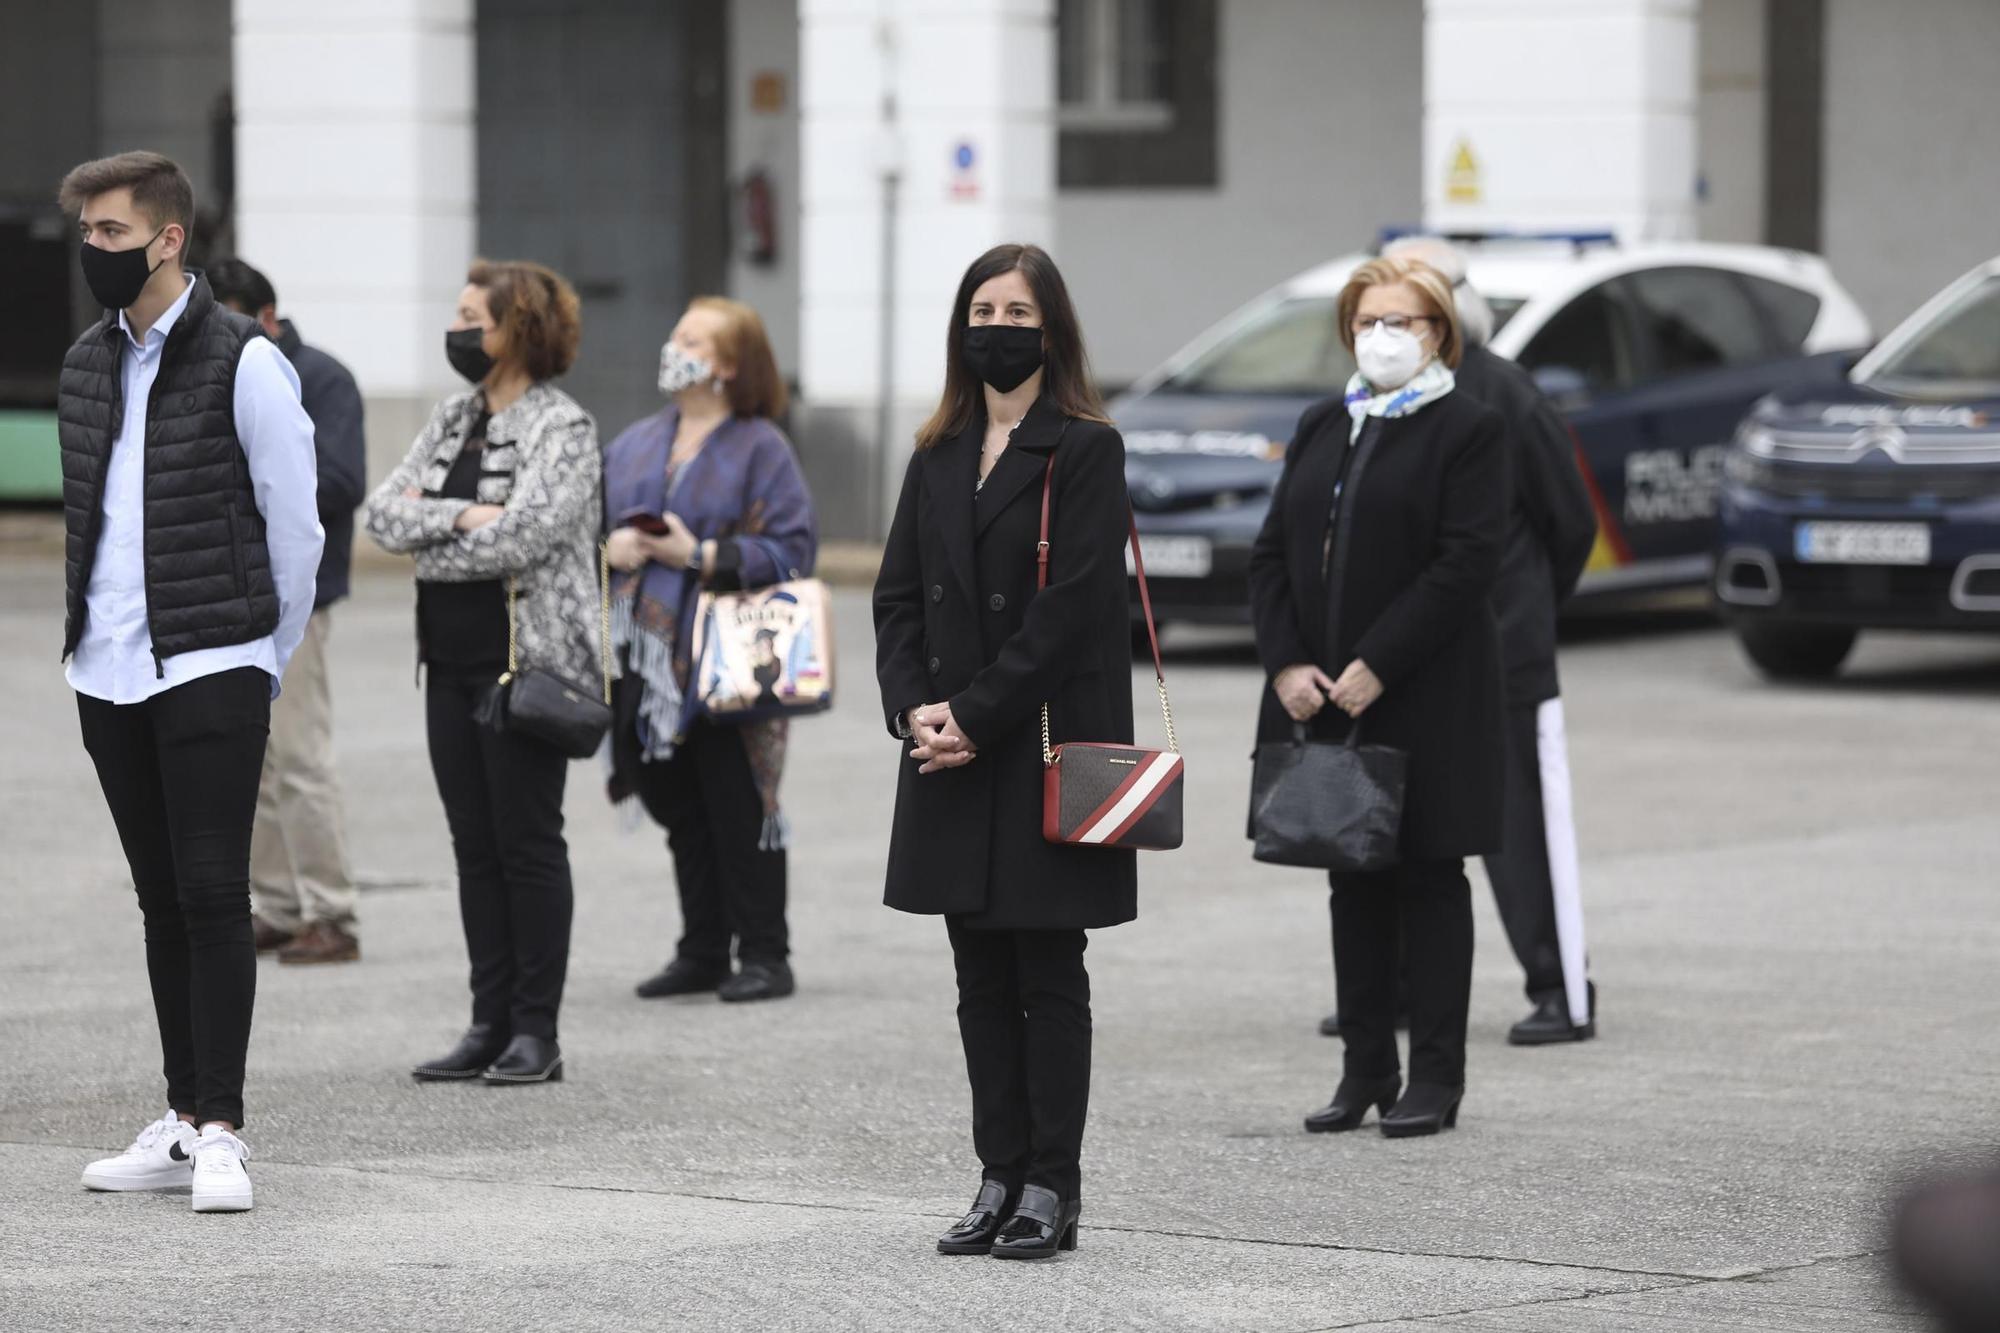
[278,922,360,965]
[252,916,295,953]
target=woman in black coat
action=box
[1248,255,1510,1138]
[874,243,1134,1261]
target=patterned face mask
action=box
[658,341,717,397]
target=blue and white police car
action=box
[1716,256,2000,677]
[1112,235,1871,627]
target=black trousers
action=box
[633,719,788,967]
[1483,701,1568,1002]
[77,667,270,1129]
[947,919,1091,1199]
[425,676,574,1041]
[1331,859,1473,1087]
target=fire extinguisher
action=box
[742,168,777,267]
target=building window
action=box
[1057,0,1217,190]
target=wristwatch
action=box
[685,542,705,575]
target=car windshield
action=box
[1161,296,1354,395]
[1485,295,1525,335]
[1865,274,2000,397]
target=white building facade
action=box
[6,0,1997,536]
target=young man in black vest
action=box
[58,152,323,1213]
[208,259,365,967]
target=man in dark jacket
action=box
[210,259,365,966]
[1391,236,1599,1045]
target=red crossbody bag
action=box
[1036,459,1185,851]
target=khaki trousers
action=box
[249,608,358,931]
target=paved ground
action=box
[2,556,1995,1331]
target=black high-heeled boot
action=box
[936,1180,1014,1256]
[990,1184,1080,1260]
[1304,1073,1402,1133]
[1380,1082,1464,1138]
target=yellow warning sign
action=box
[1445,139,1482,205]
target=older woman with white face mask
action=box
[1248,255,1511,1139]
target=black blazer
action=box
[1248,388,1511,861]
[873,397,1138,930]
[1455,344,1597,706]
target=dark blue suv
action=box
[1716,257,2000,677]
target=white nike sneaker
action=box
[189,1124,253,1213]
[80,1109,197,1192]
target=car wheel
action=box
[1735,621,1858,680]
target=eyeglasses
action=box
[1351,314,1436,336]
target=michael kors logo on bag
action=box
[1108,759,1138,766]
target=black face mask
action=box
[445,327,496,385]
[79,229,165,311]
[962,323,1045,394]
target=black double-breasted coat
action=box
[1248,388,1512,862]
[874,397,1139,930]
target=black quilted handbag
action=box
[477,545,614,760]
[1249,721,1406,872]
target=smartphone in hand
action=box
[615,508,672,536]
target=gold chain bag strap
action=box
[488,543,615,759]
[1037,447,1184,851]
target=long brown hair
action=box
[688,296,788,419]
[914,244,1109,449]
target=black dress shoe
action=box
[990,1184,1080,1260]
[482,1034,564,1084]
[1304,1073,1402,1133]
[718,961,795,1003]
[1508,985,1596,1046]
[1380,1082,1463,1138]
[635,958,728,999]
[936,1180,1015,1256]
[1318,1009,1341,1037]
[411,1024,510,1082]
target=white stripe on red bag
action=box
[1078,753,1179,844]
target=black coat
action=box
[1454,345,1597,706]
[874,397,1138,930]
[274,321,368,609]
[1248,388,1511,861]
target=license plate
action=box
[1794,521,1931,565]
[1127,535,1213,579]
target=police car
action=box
[1111,235,1871,626]
[1715,255,2000,678]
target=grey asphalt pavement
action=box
[2,557,1995,1331]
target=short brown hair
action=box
[467,259,582,382]
[58,151,196,249]
[688,296,788,419]
[1336,255,1464,371]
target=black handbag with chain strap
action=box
[476,544,614,759]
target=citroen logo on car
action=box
[1850,424,1906,462]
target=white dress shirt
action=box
[66,275,325,705]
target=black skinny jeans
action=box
[1331,859,1474,1088]
[633,719,788,967]
[77,666,270,1129]
[425,675,574,1041]
[947,920,1091,1200]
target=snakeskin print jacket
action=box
[363,383,604,689]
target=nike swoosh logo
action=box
[169,1142,189,1162]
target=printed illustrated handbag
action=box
[1038,460,1185,852]
[1249,720,1406,872]
[479,545,614,760]
[690,577,836,722]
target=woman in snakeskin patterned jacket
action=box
[363,259,600,1089]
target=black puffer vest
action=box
[59,273,277,667]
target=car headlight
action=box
[1734,423,1777,457]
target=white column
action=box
[231,0,476,481]
[797,0,1055,539]
[1424,0,1698,240]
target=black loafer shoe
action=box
[1318,1009,1341,1037]
[1508,985,1597,1046]
[635,958,729,999]
[412,1024,509,1082]
[1304,1073,1402,1133]
[990,1184,1080,1260]
[718,961,795,1003]
[482,1034,564,1084]
[1380,1082,1463,1138]
[937,1180,1014,1255]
